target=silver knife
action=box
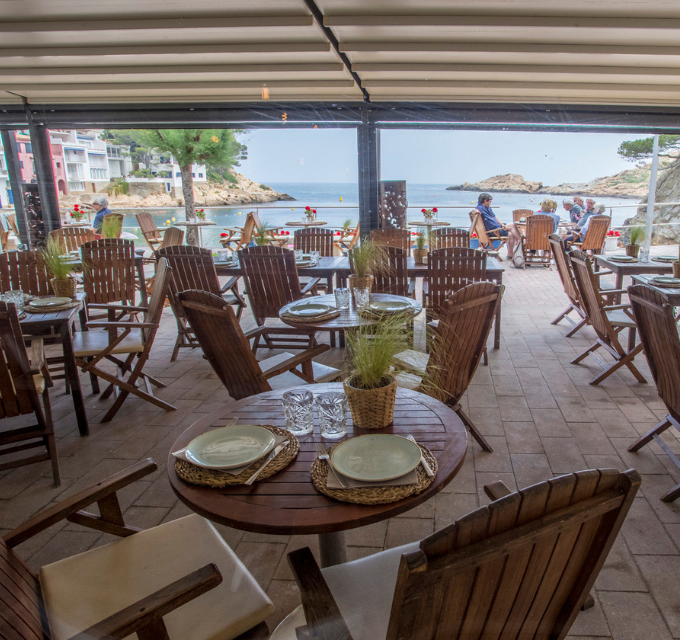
[407,435,435,478]
[244,441,289,485]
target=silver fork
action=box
[407,435,436,478]
[315,442,348,488]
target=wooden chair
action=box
[50,227,96,253]
[432,227,469,250]
[1,459,273,640]
[73,257,176,422]
[221,211,283,252]
[0,301,60,486]
[135,211,164,252]
[0,250,52,297]
[627,284,680,501]
[157,245,247,361]
[569,249,645,385]
[372,246,414,298]
[570,215,610,255]
[274,468,640,640]
[370,228,411,255]
[179,289,340,400]
[396,281,502,452]
[520,213,553,268]
[468,211,506,259]
[294,228,335,256]
[0,214,11,251]
[239,245,320,350]
[160,226,185,249]
[512,208,534,223]
[335,222,360,253]
[6,213,19,238]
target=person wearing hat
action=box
[91,196,111,234]
[474,193,521,259]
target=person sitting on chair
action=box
[91,196,111,234]
[564,202,605,247]
[475,193,522,259]
[539,199,560,233]
[563,199,583,224]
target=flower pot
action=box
[604,236,618,253]
[343,375,397,429]
[348,274,374,302]
[413,249,427,265]
[625,244,640,258]
[50,276,77,299]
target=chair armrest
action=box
[223,226,243,233]
[262,345,330,379]
[301,278,321,295]
[484,481,513,501]
[67,564,222,640]
[87,303,148,313]
[603,303,633,311]
[3,459,157,547]
[86,321,157,330]
[244,326,268,340]
[594,269,614,276]
[287,547,353,640]
[601,289,628,296]
[220,276,240,293]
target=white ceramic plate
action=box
[184,425,275,470]
[29,297,72,308]
[369,299,412,313]
[652,276,680,285]
[653,256,677,262]
[608,256,636,262]
[331,434,421,482]
[287,302,331,317]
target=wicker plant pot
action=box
[348,275,374,302]
[625,244,640,258]
[343,375,397,429]
[50,276,77,299]
[674,262,680,279]
[413,249,427,265]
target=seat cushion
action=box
[260,352,341,390]
[394,349,429,374]
[40,514,274,640]
[72,328,145,357]
[606,309,637,328]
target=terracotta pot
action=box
[348,275,374,302]
[50,276,77,299]
[625,244,640,258]
[413,248,427,265]
[343,375,397,429]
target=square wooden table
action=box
[594,255,675,304]
[631,274,680,304]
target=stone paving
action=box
[2,255,680,639]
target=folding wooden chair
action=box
[50,227,95,253]
[570,215,610,255]
[0,250,52,297]
[569,249,645,385]
[370,228,411,255]
[335,222,360,253]
[73,257,176,422]
[520,213,553,268]
[135,211,164,252]
[512,208,534,223]
[294,228,335,256]
[469,211,505,259]
[274,468,640,640]
[431,227,469,250]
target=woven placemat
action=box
[651,278,680,289]
[310,443,437,505]
[174,425,299,488]
[282,309,340,323]
[24,300,80,313]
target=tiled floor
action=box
[3,253,680,639]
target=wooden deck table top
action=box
[631,273,680,304]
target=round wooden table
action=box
[278,293,422,332]
[408,220,450,228]
[167,383,467,567]
[174,220,216,246]
[286,220,328,227]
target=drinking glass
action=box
[282,389,314,436]
[5,289,24,312]
[353,286,370,309]
[316,392,348,439]
[639,248,650,263]
[334,287,350,309]
[309,250,320,266]
[217,250,229,262]
[295,249,304,262]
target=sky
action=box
[236,128,650,186]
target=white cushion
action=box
[40,514,274,640]
[260,352,341,390]
[606,309,636,328]
[270,543,419,640]
[72,328,145,357]
[395,371,422,391]
[394,349,429,375]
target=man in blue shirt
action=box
[563,199,583,224]
[474,193,522,259]
[91,196,111,233]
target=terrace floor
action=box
[3,252,680,639]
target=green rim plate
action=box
[184,425,275,470]
[368,299,412,313]
[330,434,421,482]
[653,256,677,262]
[608,256,636,262]
[287,302,331,317]
[29,297,72,308]
[652,277,680,285]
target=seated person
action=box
[91,196,111,234]
[575,198,598,232]
[562,199,583,224]
[538,199,560,233]
[564,202,605,246]
[475,192,522,259]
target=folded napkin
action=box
[173,433,287,476]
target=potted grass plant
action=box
[413,229,427,265]
[343,317,408,429]
[348,240,388,297]
[626,226,644,258]
[100,215,122,239]
[253,220,276,246]
[41,236,77,299]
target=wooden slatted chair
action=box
[0,214,12,251]
[569,249,645,385]
[512,208,534,223]
[372,246,414,298]
[1,459,273,640]
[273,468,640,640]
[468,211,505,259]
[294,228,335,256]
[335,222,360,253]
[370,228,411,255]
[6,213,19,238]
[221,211,257,252]
[432,227,469,250]
[627,284,680,501]
[73,258,176,422]
[179,289,340,400]
[395,281,502,452]
[521,213,554,268]
[0,250,52,297]
[135,211,164,252]
[160,226,185,249]
[570,214,610,255]
[0,301,59,486]
[239,246,320,350]
[50,227,96,253]
[157,245,247,361]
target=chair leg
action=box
[171,334,182,362]
[41,391,61,487]
[551,305,573,325]
[628,417,672,452]
[565,317,588,338]
[588,344,646,386]
[571,341,601,364]
[455,405,493,452]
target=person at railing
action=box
[91,196,111,233]
[563,198,583,223]
[475,192,522,258]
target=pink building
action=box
[15,131,68,196]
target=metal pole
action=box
[357,111,380,236]
[0,129,30,248]
[25,109,61,234]
[642,134,660,261]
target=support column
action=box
[26,111,61,234]
[1,130,30,248]
[357,109,380,236]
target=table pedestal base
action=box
[319,530,347,567]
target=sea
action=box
[117,182,642,247]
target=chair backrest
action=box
[524,214,554,252]
[179,289,271,400]
[628,285,680,423]
[370,228,411,255]
[468,211,494,250]
[569,249,612,340]
[294,228,334,256]
[513,208,534,223]
[81,239,138,305]
[135,212,162,246]
[372,246,410,297]
[144,258,172,337]
[427,247,486,315]
[6,214,19,237]
[386,468,640,640]
[432,227,470,250]
[549,234,580,305]
[0,251,52,297]
[346,222,360,251]
[581,215,610,252]
[160,226,185,249]
[237,212,258,247]
[239,246,303,321]
[50,227,95,253]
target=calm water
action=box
[113,182,641,247]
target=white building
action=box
[49,129,111,194]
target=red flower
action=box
[421,208,426,213]
[220,233,227,237]
[312,209,317,214]
[432,207,438,213]
[305,206,311,211]
[70,212,74,217]
[615,231,621,236]
[472,232,478,238]
[286,231,290,235]
[73,204,79,211]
